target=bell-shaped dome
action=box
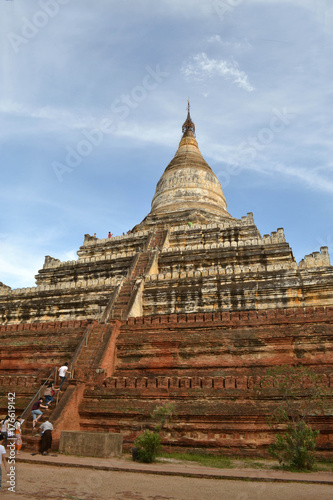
[150,106,231,219]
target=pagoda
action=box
[0,107,332,455]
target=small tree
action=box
[151,402,176,433]
[260,365,328,470]
[133,402,176,463]
[269,421,319,470]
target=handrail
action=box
[100,278,124,323]
[125,231,154,279]
[145,248,159,275]
[20,367,58,422]
[19,316,101,425]
[143,231,154,251]
[69,307,113,378]
[123,278,144,321]
[127,252,141,280]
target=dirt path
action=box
[1,463,332,500]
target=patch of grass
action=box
[158,451,233,469]
[235,458,274,470]
[314,459,333,472]
[128,450,333,473]
[270,460,333,473]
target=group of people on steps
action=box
[0,362,71,489]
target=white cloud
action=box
[208,142,333,194]
[0,242,41,289]
[0,234,79,289]
[0,100,94,132]
[206,35,252,51]
[267,162,333,194]
[181,53,254,92]
[206,35,222,43]
[113,121,178,147]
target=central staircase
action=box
[107,228,168,321]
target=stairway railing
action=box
[123,278,144,320]
[18,315,103,428]
[127,252,141,280]
[19,367,58,428]
[144,231,154,251]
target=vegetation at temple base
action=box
[132,402,176,463]
[133,430,162,463]
[260,365,328,470]
[268,421,319,471]
[151,401,176,432]
[156,452,333,472]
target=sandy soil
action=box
[0,463,332,500]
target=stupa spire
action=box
[144,103,232,223]
[132,105,234,231]
[182,100,196,137]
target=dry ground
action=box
[0,462,332,500]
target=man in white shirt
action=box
[58,363,71,390]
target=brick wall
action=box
[75,306,333,455]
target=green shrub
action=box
[269,421,319,470]
[258,365,329,471]
[133,430,162,463]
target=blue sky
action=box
[0,0,332,289]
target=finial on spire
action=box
[182,99,195,136]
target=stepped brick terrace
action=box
[0,107,332,456]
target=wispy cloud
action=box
[206,35,223,44]
[0,241,41,289]
[208,142,333,194]
[0,99,95,132]
[206,35,253,51]
[181,53,254,92]
[0,241,79,289]
[267,162,333,194]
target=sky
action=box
[0,0,332,289]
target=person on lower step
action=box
[39,420,54,456]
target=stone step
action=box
[117,293,130,300]
[116,296,131,302]
[77,349,100,360]
[118,290,132,296]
